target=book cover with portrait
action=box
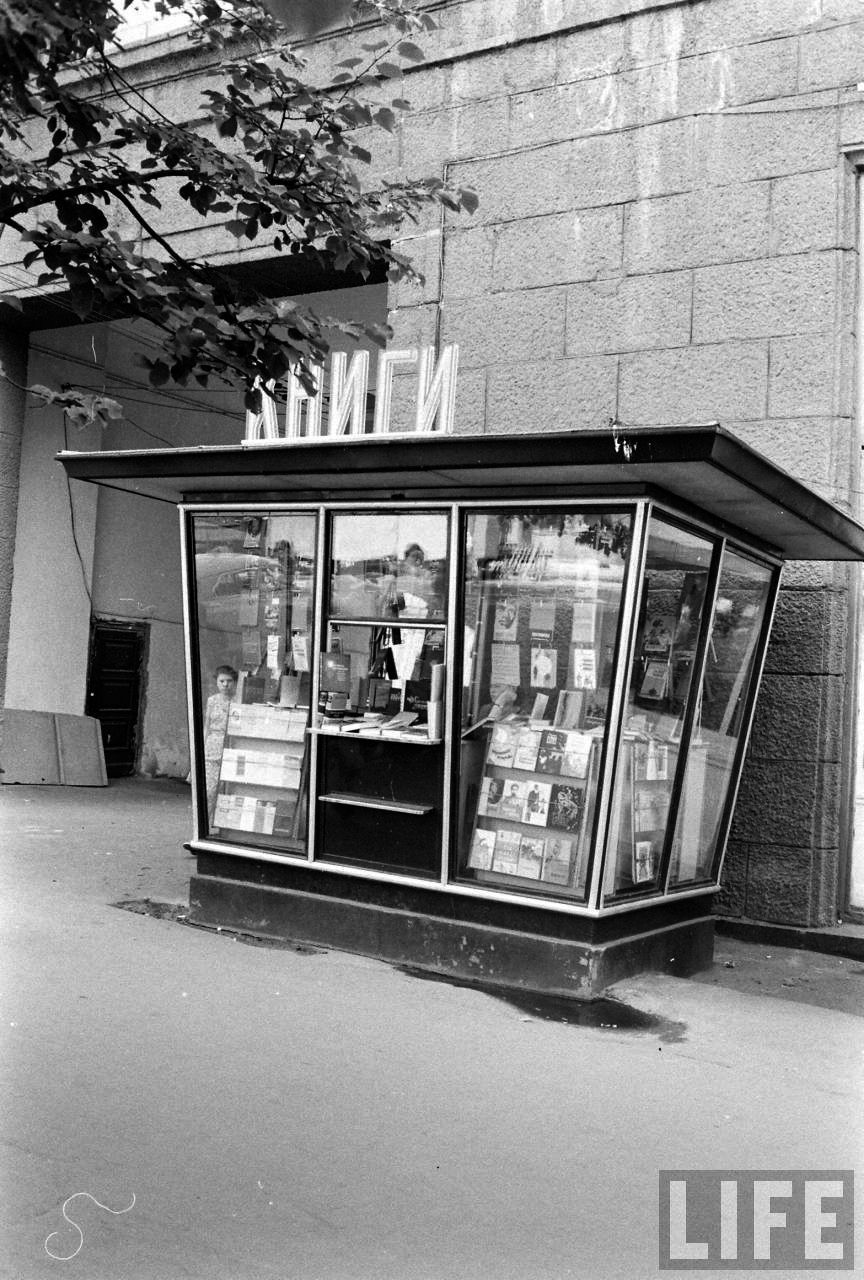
[477,775,505,817]
[493,597,519,642]
[536,730,567,775]
[522,780,552,826]
[548,783,585,834]
[530,636,558,689]
[498,780,528,822]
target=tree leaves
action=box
[0,0,479,424]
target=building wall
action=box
[2,287,386,777]
[1,0,862,924]
[377,0,863,926]
[4,327,104,716]
[0,331,27,702]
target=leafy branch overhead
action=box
[0,0,477,417]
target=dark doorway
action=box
[86,621,147,777]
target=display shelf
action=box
[326,615,439,627]
[319,792,434,815]
[463,720,598,892]
[213,708,309,842]
[310,725,442,745]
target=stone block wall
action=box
[385,0,864,925]
[0,0,860,921]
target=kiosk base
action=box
[188,863,715,999]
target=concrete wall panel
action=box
[491,207,623,291]
[694,107,837,187]
[486,354,619,433]
[624,183,770,274]
[692,253,838,343]
[618,341,768,423]
[565,271,692,355]
[767,333,852,420]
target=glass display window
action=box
[667,549,775,888]
[320,623,445,720]
[312,509,451,878]
[191,511,317,851]
[602,515,715,899]
[185,496,779,913]
[455,507,633,900]
[329,511,449,622]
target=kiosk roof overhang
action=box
[57,424,864,561]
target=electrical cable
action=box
[62,416,94,607]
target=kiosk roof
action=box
[57,424,864,561]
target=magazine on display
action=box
[491,642,521,685]
[512,728,542,772]
[478,776,505,816]
[536,730,566,775]
[468,828,496,870]
[488,723,520,768]
[522,781,552,825]
[553,689,584,730]
[561,732,593,779]
[548,783,585,834]
[570,647,597,690]
[530,637,558,689]
[517,835,545,879]
[492,829,521,875]
[639,660,669,701]
[529,597,556,632]
[541,836,574,885]
[570,599,596,646]
[498,781,527,821]
[493,597,519,641]
[633,840,655,883]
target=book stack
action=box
[213,794,277,834]
[227,704,307,742]
[220,747,303,790]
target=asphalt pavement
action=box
[1,777,862,1280]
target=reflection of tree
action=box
[494,512,631,561]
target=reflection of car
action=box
[195,553,281,627]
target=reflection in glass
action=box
[316,514,450,878]
[668,550,774,886]
[322,622,446,728]
[192,511,317,851]
[456,508,633,901]
[329,511,448,621]
[603,517,714,899]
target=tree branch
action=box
[111,188,194,268]
[0,167,200,221]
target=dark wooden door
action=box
[86,623,146,777]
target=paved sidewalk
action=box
[1,778,862,1280]
[1,776,860,1016]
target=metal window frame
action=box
[181,495,782,919]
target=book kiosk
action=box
[60,427,864,996]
